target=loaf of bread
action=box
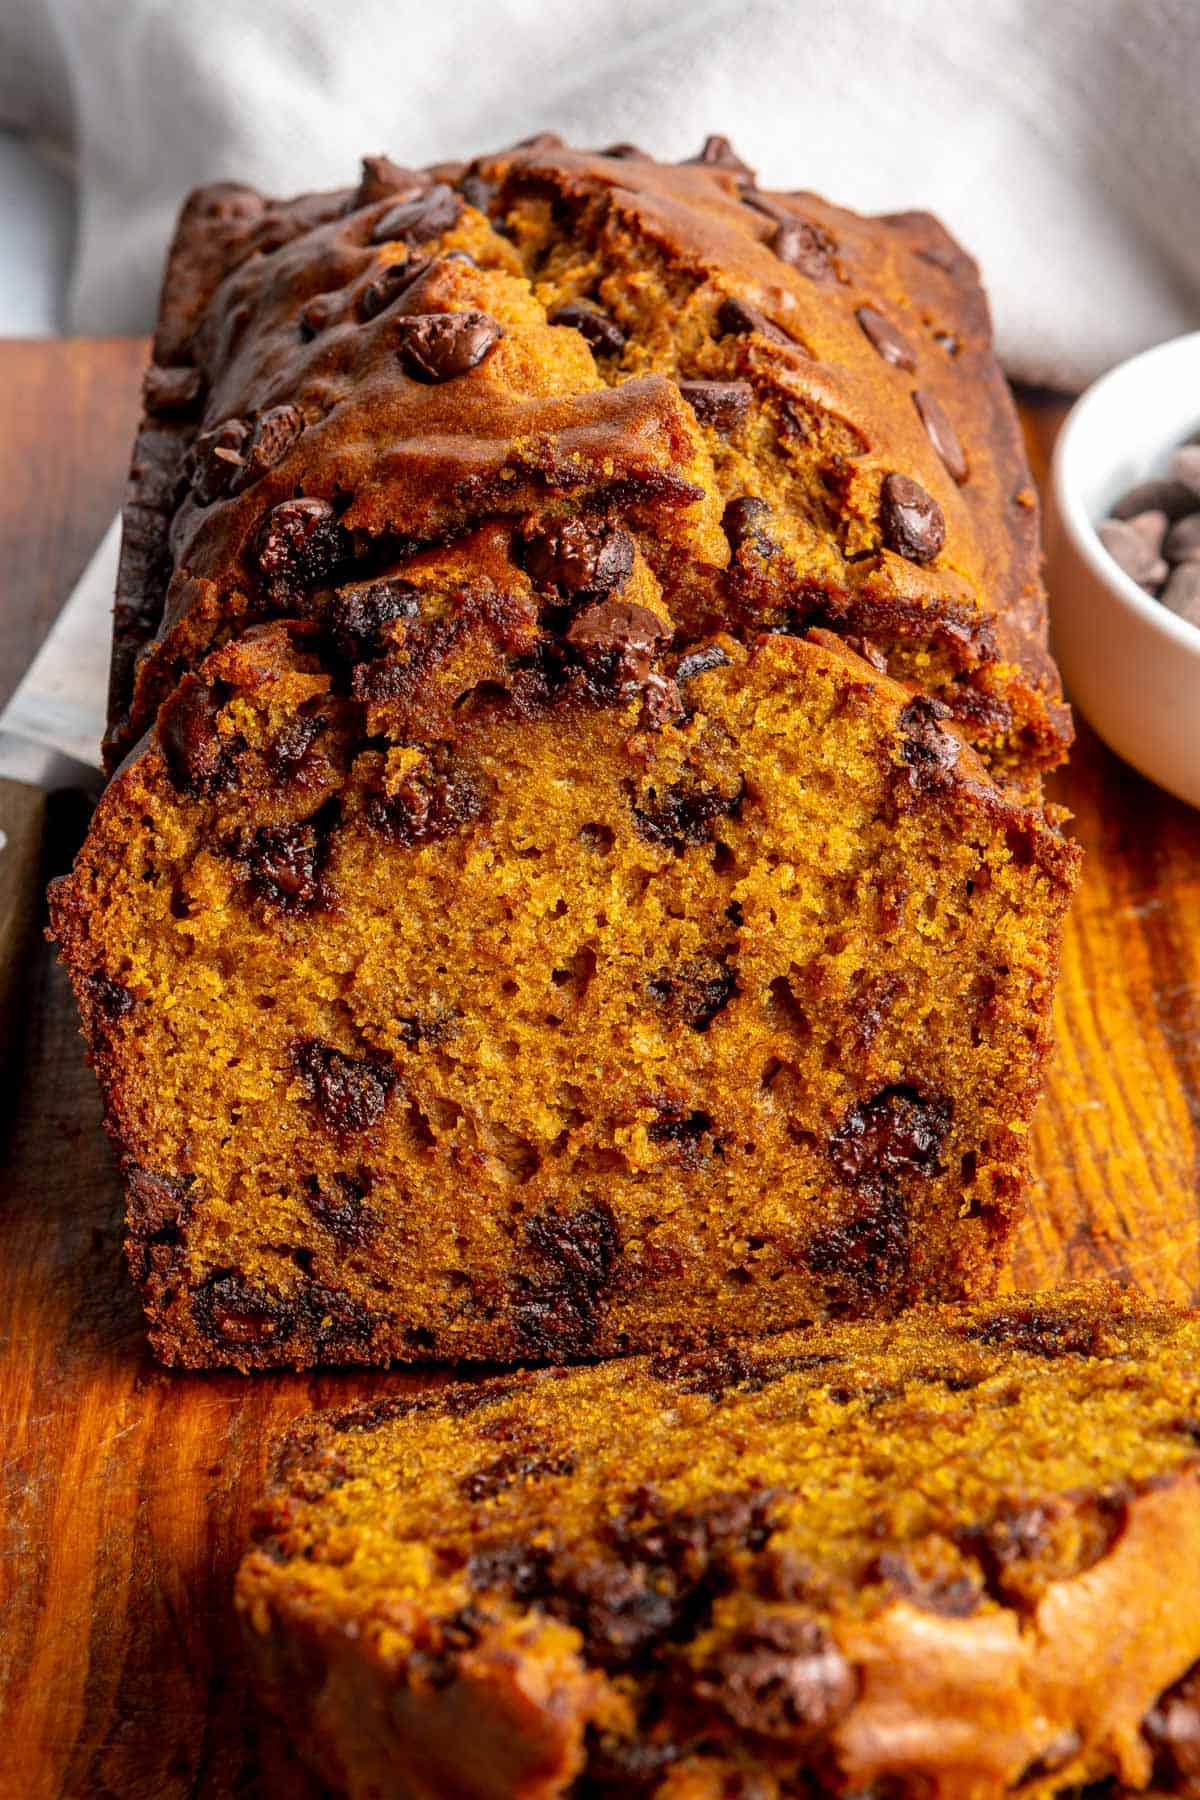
[50,134,1078,1369]
[236,1287,1200,1799]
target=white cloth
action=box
[1,0,1198,389]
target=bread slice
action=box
[52,135,1079,1365]
[51,612,1073,1367]
[236,1287,1200,1798]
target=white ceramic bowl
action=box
[1047,330,1200,807]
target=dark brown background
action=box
[2,342,1198,1797]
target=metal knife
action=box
[0,516,120,1060]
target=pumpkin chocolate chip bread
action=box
[236,1287,1200,1799]
[50,134,1079,1368]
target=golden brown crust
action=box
[236,1288,1200,1798]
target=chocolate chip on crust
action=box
[395,311,503,382]
[879,472,945,564]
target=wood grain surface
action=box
[2,343,1199,1798]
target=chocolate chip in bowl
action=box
[1048,329,1200,807]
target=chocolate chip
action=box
[961,1303,1108,1359]
[521,516,635,600]
[807,1190,912,1304]
[291,1038,396,1137]
[632,779,742,852]
[1170,445,1200,500]
[831,1084,951,1192]
[265,713,327,784]
[857,306,917,371]
[189,418,250,506]
[238,817,331,915]
[913,390,968,485]
[1164,512,1200,564]
[85,970,134,1027]
[693,1613,856,1742]
[395,310,502,382]
[356,155,422,207]
[304,1173,380,1248]
[600,142,649,161]
[1125,508,1169,557]
[371,182,462,244]
[460,1449,576,1503]
[158,676,231,793]
[1111,478,1199,523]
[228,404,304,494]
[363,750,488,847]
[360,255,433,322]
[328,578,420,662]
[879,472,945,564]
[771,217,836,280]
[675,643,732,684]
[1097,518,1169,592]
[678,379,753,432]
[566,600,671,687]
[549,302,627,357]
[298,292,344,340]
[647,956,737,1031]
[899,696,960,792]
[511,1200,622,1356]
[143,363,205,416]
[687,134,756,187]
[716,296,797,347]
[255,497,346,595]
[192,1271,293,1349]
[459,171,495,212]
[722,495,774,555]
[1162,563,1200,628]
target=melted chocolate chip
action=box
[327,579,420,662]
[549,302,627,358]
[459,171,495,212]
[716,296,797,347]
[632,778,741,852]
[512,1201,622,1356]
[237,817,332,915]
[255,497,347,597]
[363,752,488,848]
[126,1168,196,1282]
[647,957,737,1031]
[291,1039,396,1137]
[807,1189,912,1304]
[359,255,434,322]
[303,1173,381,1248]
[143,363,205,417]
[192,1270,293,1349]
[396,310,502,382]
[371,182,462,244]
[961,1303,1109,1359]
[521,516,635,600]
[189,418,251,506]
[674,643,732,684]
[459,1449,576,1503]
[678,379,753,432]
[229,404,304,494]
[879,471,945,564]
[856,306,917,371]
[899,695,960,792]
[85,970,134,1027]
[831,1084,951,1192]
[687,134,756,187]
[158,676,232,794]
[722,495,775,556]
[264,713,327,785]
[914,390,969,484]
[693,1613,857,1742]
[566,600,670,687]
[649,1343,838,1400]
[771,217,836,280]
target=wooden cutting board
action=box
[2,341,1199,1798]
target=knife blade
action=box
[0,515,120,1075]
[0,512,120,792]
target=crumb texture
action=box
[51,134,1078,1368]
[236,1288,1200,1799]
